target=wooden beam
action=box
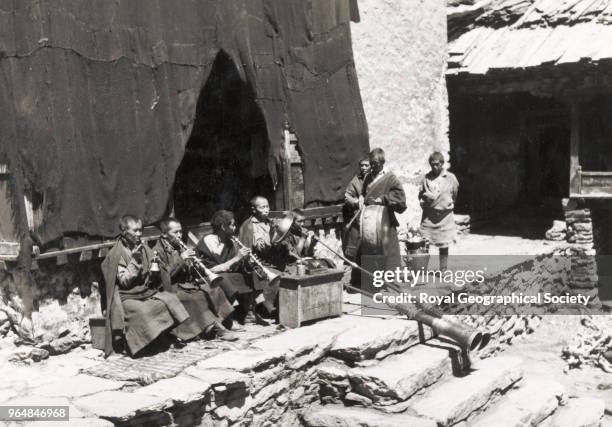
[569,100,582,195]
[281,128,293,210]
[79,250,93,262]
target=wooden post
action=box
[569,100,582,195]
[282,128,292,210]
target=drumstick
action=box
[344,207,361,232]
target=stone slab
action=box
[317,361,351,382]
[471,379,565,427]
[19,419,113,427]
[0,389,17,402]
[410,356,524,426]
[134,375,211,404]
[0,365,62,391]
[301,404,437,427]
[0,396,86,419]
[73,391,171,421]
[31,375,127,398]
[330,317,434,362]
[195,349,284,372]
[250,316,357,369]
[544,397,605,427]
[349,343,452,403]
[183,367,250,388]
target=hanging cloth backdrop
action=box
[0,0,369,244]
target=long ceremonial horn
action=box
[272,214,489,352]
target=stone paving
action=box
[0,233,607,426]
[0,310,607,426]
[82,324,276,385]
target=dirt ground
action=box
[499,315,612,425]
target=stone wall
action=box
[0,259,102,357]
[351,0,449,228]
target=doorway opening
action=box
[449,92,570,238]
[173,51,275,226]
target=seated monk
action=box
[277,210,337,272]
[154,218,238,341]
[196,210,254,324]
[282,210,316,262]
[101,215,189,357]
[239,196,283,315]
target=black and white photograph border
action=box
[0,1,611,426]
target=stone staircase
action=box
[1,314,607,426]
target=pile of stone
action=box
[562,316,612,373]
[545,220,566,241]
[459,314,542,358]
[455,214,471,236]
[565,209,593,245]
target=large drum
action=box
[359,205,400,256]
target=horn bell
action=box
[271,215,295,244]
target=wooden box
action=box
[89,317,106,350]
[279,269,344,328]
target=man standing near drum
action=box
[419,152,459,271]
[357,148,407,290]
[361,148,407,254]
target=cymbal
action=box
[270,215,294,244]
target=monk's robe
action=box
[101,239,189,357]
[361,170,407,255]
[154,238,234,341]
[196,234,253,298]
[239,216,283,312]
[343,173,366,260]
[353,170,407,291]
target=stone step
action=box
[409,356,523,426]
[250,316,358,369]
[540,397,605,427]
[301,404,437,427]
[469,378,565,427]
[329,316,434,363]
[347,342,454,405]
[73,391,173,425]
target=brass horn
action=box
[231,237,281,287]
[174,238,223,286]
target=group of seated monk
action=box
[101,196,315,358]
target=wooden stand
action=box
[89,317,106,350]
[279,269,344,328]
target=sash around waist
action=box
[421,208,453,223]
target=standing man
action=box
[154,218,237,342]
[101,215,189,357]
[361,148,407,237]
[419,152,459,271]
[343,156,370,260]
[358,148,407,290]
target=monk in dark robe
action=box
[154,218,237,341]
[239,196,283,316]
[343,156,370,261]
[361,147,407,255]
[196,210,254,324]
[353,148,407,289]
[100,215,189,357]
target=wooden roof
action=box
[448,0,612,75]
